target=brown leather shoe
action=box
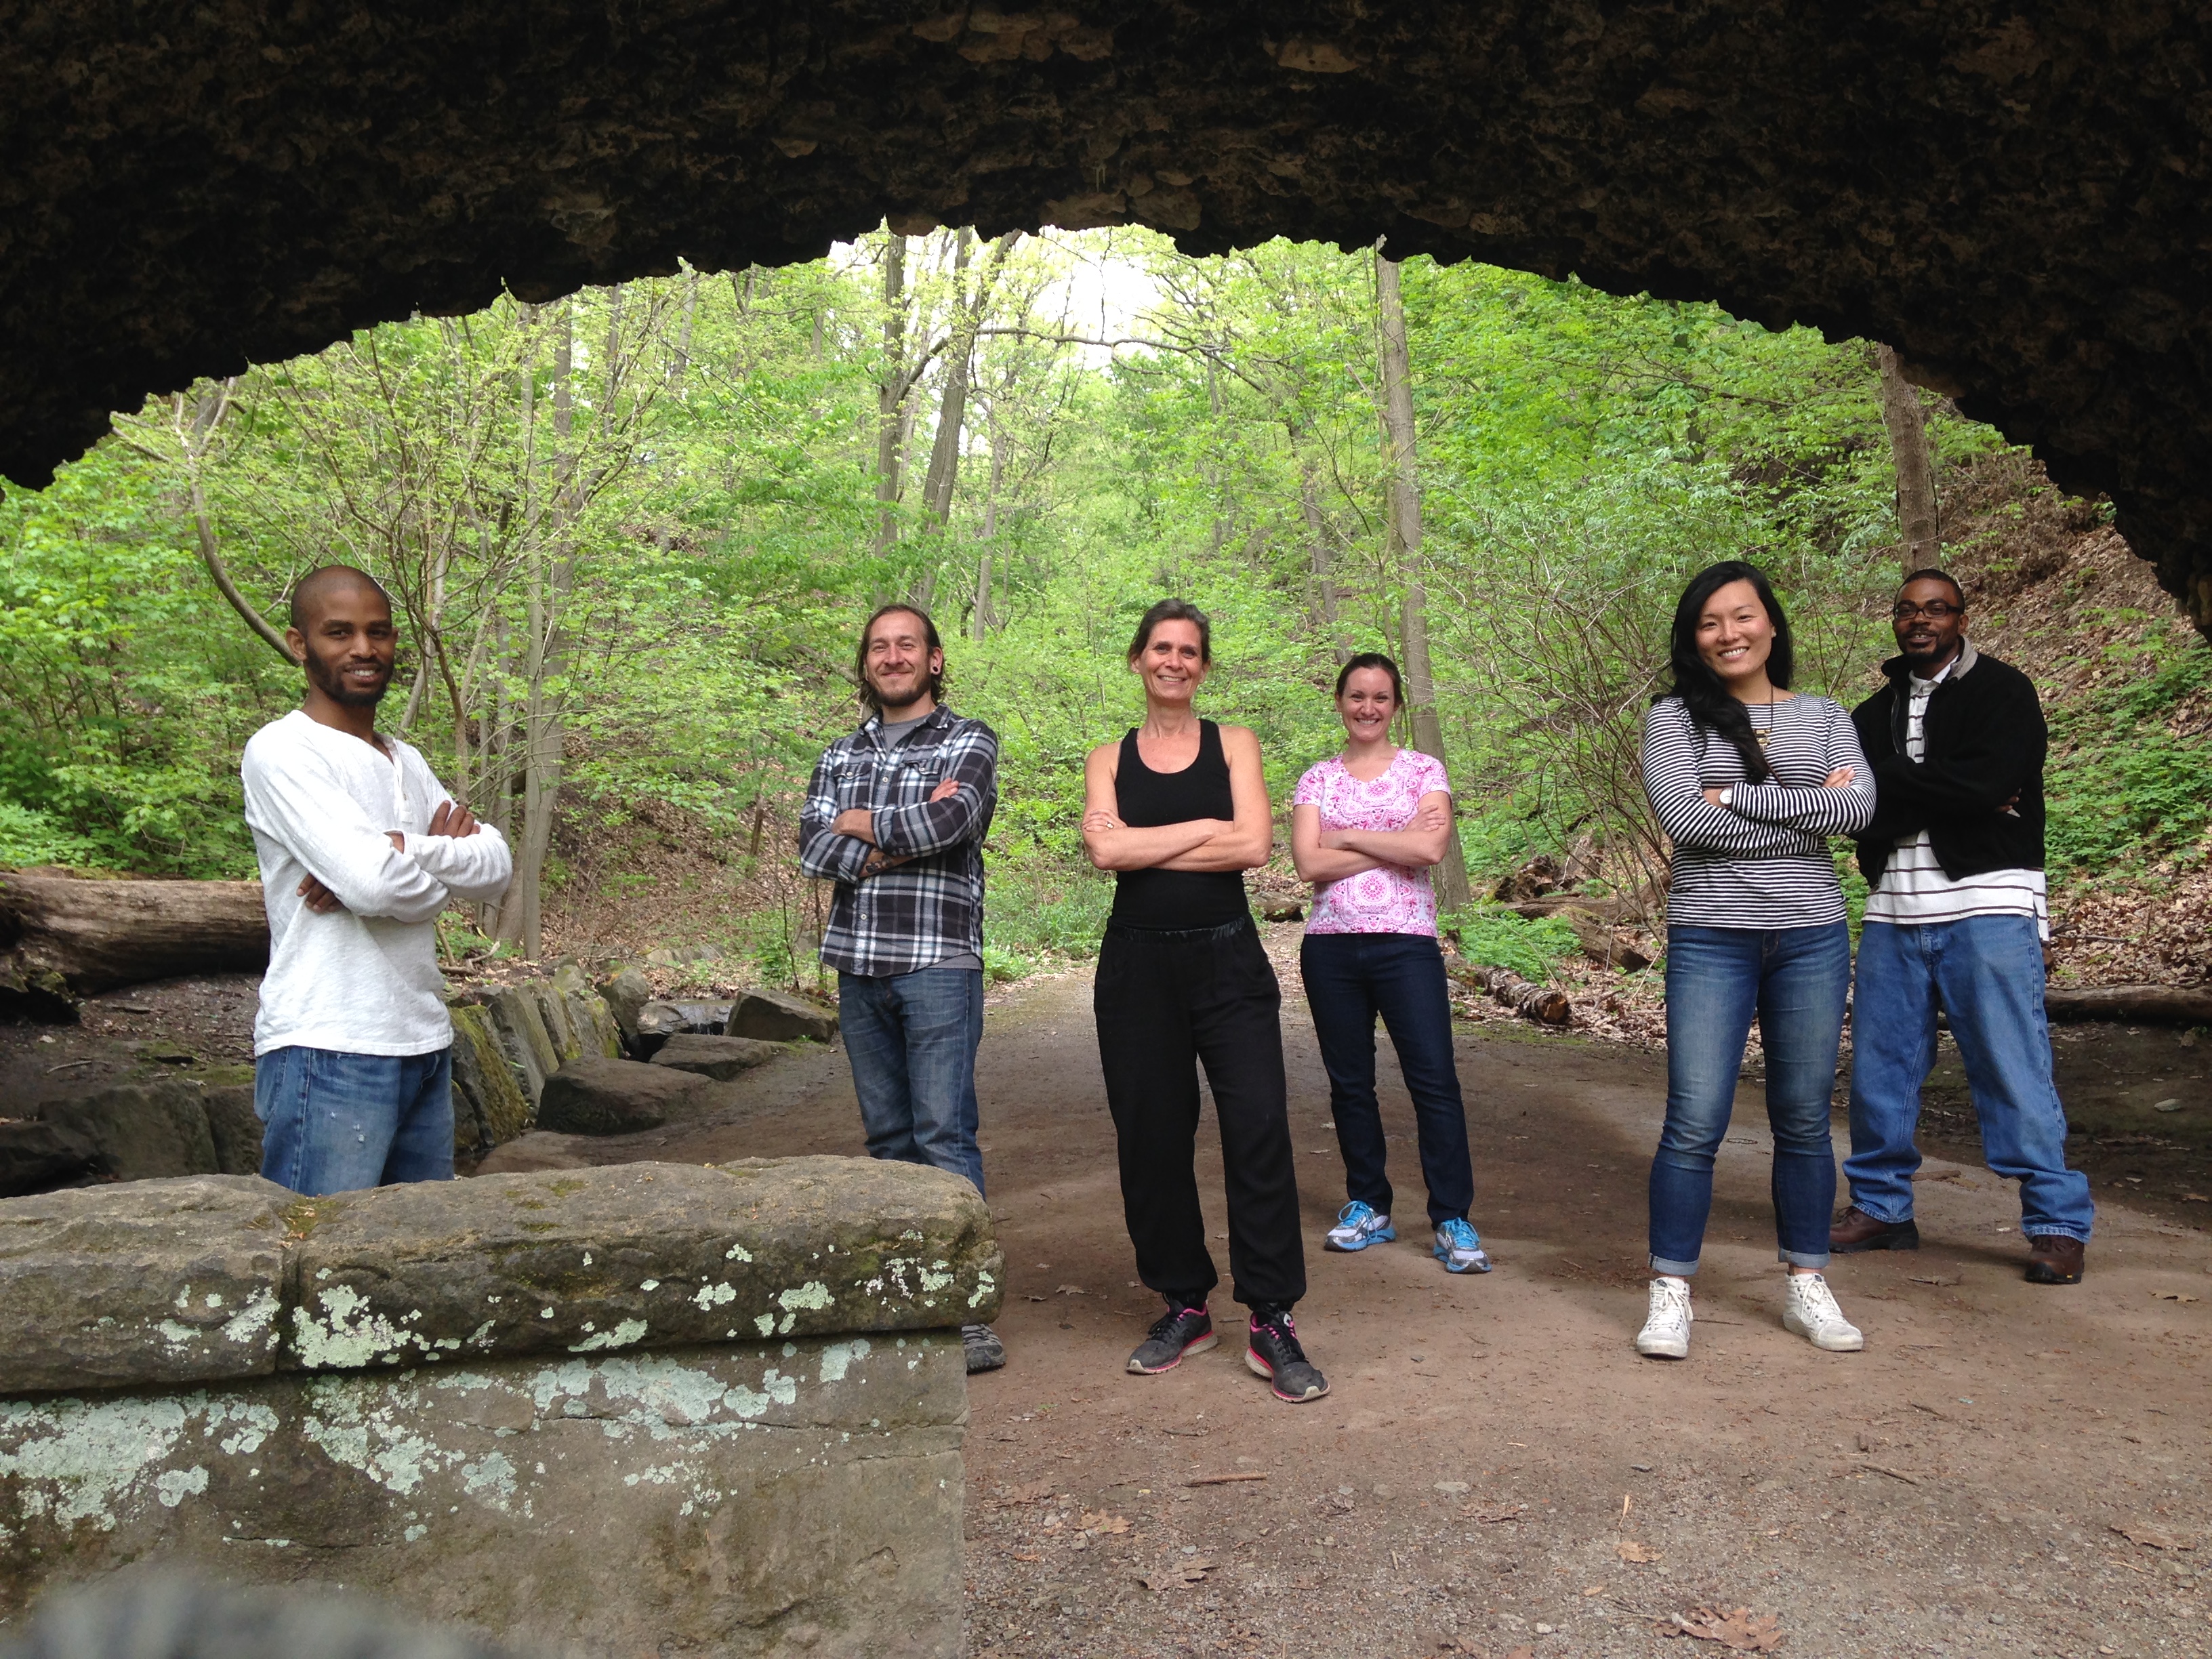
[2025,1234,2086,1284]
[1830,1206,1920,1253]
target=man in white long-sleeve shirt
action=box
[242,565,512,1194]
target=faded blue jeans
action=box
[255,1045,455,1195]
[1650,923,1851,1275]
[1845,916,2094,1242]
[838,966,986,1196]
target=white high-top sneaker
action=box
[1782,1271,1864,1351]
[1635,1275,1694,1359]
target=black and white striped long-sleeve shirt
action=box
[1641,694,1876,929]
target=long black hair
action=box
[1660,560,1795,783]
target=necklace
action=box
[1753,687,1776,747]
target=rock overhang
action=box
[3,3,2210,626]
[0,1157,1000,1396]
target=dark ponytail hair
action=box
[1660,560,1795,784]
[1334,651,1404,703]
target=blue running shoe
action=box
[1433,1218,1493,1273]
[1325,1201,1396,1252]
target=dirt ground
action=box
[467,929,2209,1659]
[6,933,2209,1658]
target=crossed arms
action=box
[245,746,512,922]
[1080,725,1274,873]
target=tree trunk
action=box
[0,874,269,1007]
[1877,343,1941,575]
[970,411,1009,640]
[1298,455,1349,664]
[874,234,909,558]
[1374,249,1472,911]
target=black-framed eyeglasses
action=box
[1892,600,1962,620]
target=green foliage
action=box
[0,225,2040,937]
[983,859,1116,960]
[981,944,1031,983]
[1443,908,1582,983]
[2045,623,2212,876]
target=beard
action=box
[309,657,390,708]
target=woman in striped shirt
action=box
[1635,562,1876,1361]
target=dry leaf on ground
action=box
[1000,1479,1054,1504]
[1616,1540,1664,1563]
[1137,1557,1214,1590]
[1462,1502,1527,1523]
[2112,1523,2194,1550]
[1080,1510,1130,1534]
[1663,1605,1785,1651]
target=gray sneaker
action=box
[962,1322,1006,1372]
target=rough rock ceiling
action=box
[5,3,2209,624]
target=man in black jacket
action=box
[1831,570,2094,1282]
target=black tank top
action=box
[1108,720,1250,930]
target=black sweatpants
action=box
[1093,918,1307,1310]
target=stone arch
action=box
[5,3,2209,623]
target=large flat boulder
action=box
[535,1054,701,1135]
[726,987,838,1043]
[649,1032,780,1082]
[0,1174,293,1391]
[35,1079,218,1182]
[632,999,733,1057]
[280,1156,1000,1372]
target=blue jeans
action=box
[255,1045,455,1195]
[838,967,986,1196]
[1650,923,1850,1275]
[1300,932,1475,1227]
[1845,916,2094,1242]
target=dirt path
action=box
[472,936,2211,1659]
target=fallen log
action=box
[2044,985,2212,1027]
[1448,960,1574,1026]
[1496,898,1654,971]
[0,872,269,1010]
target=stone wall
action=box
[0,1155,1000,1657]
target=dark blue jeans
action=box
[1300,931,1475,1227]
[1650,922,1850,1275]
[255,1045,455,1195]
[1845,916,2094,1241]
[838,966,986,1196]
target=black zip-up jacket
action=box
[1849,641,2047,889]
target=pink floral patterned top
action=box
[1293,748,1452,937]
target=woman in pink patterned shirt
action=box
[1291,653,1490,1274]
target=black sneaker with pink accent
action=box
[1126,1302,1218,1374]
[1245,1307,1329,1402]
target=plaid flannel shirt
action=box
[797,705,1000,977]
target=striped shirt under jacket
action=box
[1862,659,2047,937]
[1642,694,1876,929]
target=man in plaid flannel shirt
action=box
[798,602,1006,1371]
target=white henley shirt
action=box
[241,710,512,1057]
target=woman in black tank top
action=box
[1079,600,1328,1404]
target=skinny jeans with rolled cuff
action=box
[1300,931,1475,1228]
[1648,922,1850,1275]
[1094,917,1306,1311]
[1844,916,2093,1242]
